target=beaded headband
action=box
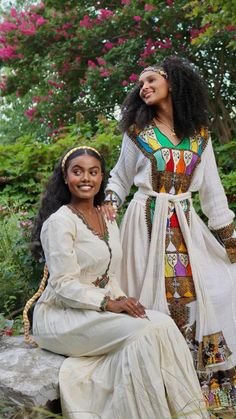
[61,146,101,174]
[139,66,168,80]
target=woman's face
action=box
[139,70,170,106]
[65,154,103,203]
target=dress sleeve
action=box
[105,132,138,205]
[198,137,236,263]
[41,215,110,310]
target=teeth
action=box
[79,186,92,190]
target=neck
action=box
[69,198,95,213]
[155,99,173,125]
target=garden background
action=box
[0,0,235,341]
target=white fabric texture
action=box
[33,205,208,419]
[107,134,236,369]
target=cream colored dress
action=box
[33,205,208,419]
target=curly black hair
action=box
[120,56,209,138]
[31,147,106,260]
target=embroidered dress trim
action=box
[67,205,112,288]
[197,332,232,370]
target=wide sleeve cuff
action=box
[212,222,236,263]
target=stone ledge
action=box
[0,335,65,408]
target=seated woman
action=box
[27,146,208,419]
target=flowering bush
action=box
[0,0,235,142]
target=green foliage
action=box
[186,0,236,48]
[215,139,236,214]
[0,205,43,314]
[0,118,122,209]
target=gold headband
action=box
[61,146,101,174]
[139,66,168,80]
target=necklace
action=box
[68,205,106,239]
[154,117,176,136]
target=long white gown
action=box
[33,205,208,419]
[106,125,236,411]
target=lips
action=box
[143,91,154,100]
[78,185,93,191]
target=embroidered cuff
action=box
[214,222,235,242]
[104,190,122,210]
[100,295,111,311]
[224,237,236,263]
[213,222,236,263]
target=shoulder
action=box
[189,127,209,156]
[41,205,77,235]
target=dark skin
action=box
[65,154,147,319]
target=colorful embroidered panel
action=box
[136,124,236,412]
[135,125,207,194]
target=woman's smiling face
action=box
[65,154,103,203]
[139,70,170,106]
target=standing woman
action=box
[28,146,207,419]
[104,56,236,410]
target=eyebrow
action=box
[70,164,100,170]
[139,74,158,85]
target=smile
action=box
[78,185,93,191]
[143,92,154,99]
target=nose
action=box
[81,171,90,182]
[140,80,149,93]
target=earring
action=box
[169,87,172,92]
[64,179,67,184]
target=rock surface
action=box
[0,335,65,407]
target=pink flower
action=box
[62,23,73,30]
[88,60,97,68]
[0,21,17,33]
[0,81,7,90]
[225,25,236,31]
[166,0,174,5]
[96,57,106,66]
[117,38,126,45]
[98,9,114,20]
[0,36,6,44]
[79,15,93,29]
[144,4,155,11]
[36,17,47,26]
[48,80,62,88]
[25,107,37,120]
[32,96,42,103]
[0,45,17,60]
[121,80,128,86]
[10,8,18,18]
[173,33,182,39]
[133,16,142,22]
[104,41,114,50]
[19,23,36,36]
[100,69,110,77]
[129,73,138,82]
[121,0,131,4]
[75,56,81,64]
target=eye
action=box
[74,169,82,175]
[91,170,98,176]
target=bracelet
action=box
[115,296,127,301]
[100,295,111,311]
[104,191,121,210]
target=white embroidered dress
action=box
[33,205,207,419]
[106,126,236,410]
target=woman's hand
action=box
[98,202,117,222]
[106,297,147,319]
